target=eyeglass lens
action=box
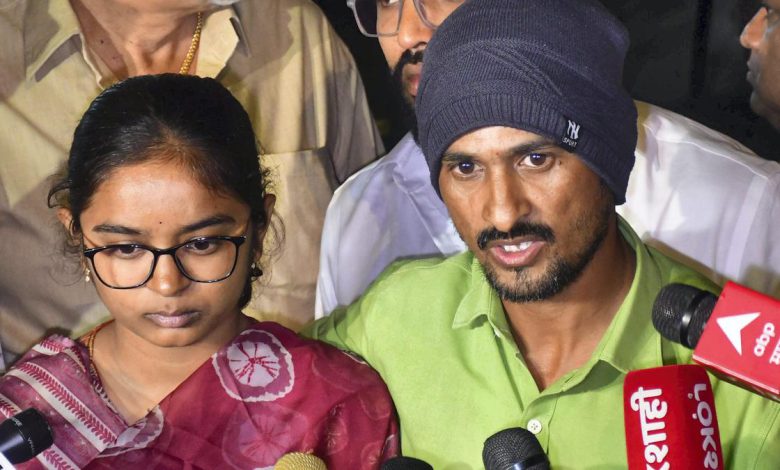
[354,0,463,36]
[90,238,240,288]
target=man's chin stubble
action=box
[391,51,424,140]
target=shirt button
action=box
[527,419,543,434]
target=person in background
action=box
[0,0,381,369]
[0,74,397,469]
[741,0,780,131]
[315,0,780,317]
[306,0,780,467]
[314,0,465,317]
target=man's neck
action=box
[69,0,203,79]
[503,219,636,391]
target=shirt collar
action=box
[449,217,668,373]
[225,7,250,56]
[25,4,247,83]
[25,0,83,82]
[197,7,243,78]
[592,218,665,373]
[597,218,720,372]
[451,253,513,336]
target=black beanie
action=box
[416,0,638,204]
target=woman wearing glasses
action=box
[0,74,397,468]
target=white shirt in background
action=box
[315,133,466,316]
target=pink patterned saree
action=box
[0,321,398,469]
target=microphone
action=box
[380,456,433,470]
[0,408,53,466]
[273,452,327,470]
[653,281,780,400]
[482,427,549,470]
[623,365,723,469]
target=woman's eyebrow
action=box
[90,215,238,236]
[179,214,237,235]
[91,223,142,235]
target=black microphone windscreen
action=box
[483,427,549,470]
[652,283,717,348]
[381,456,433,470]
[0,408,54,464]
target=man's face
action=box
[439,126,614,303]
[741,2,780,129]
[377,0,433,135]
[377,1,463,111]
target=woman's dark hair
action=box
[48,73,278,308]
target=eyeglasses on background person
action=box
[83,236,247,289]
[347,0,464,37]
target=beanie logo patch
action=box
[561,118,580,151]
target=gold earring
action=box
[250,263,263,279]
[85,268,91,283]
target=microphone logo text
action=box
[752,322,780,365]
[629,386,670,470]
[689,383,721,469]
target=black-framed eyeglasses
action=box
[347,0,464,38]
[83,236,247,289]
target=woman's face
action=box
[68,158,272,348]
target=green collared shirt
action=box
[306,220,780,469]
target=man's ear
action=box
[253,194,276,255]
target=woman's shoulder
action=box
[1,335,95,402]
[232,321,389,395]
[237,321,379,371]
[4,334,91,378]
[0,335,126,443]
[209,322,399,468]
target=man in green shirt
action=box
[307,0,780,467]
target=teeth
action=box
[502,241,533,252]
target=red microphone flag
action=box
[624,365,723,470]
[693,281,780,399]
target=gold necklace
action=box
[83,320,113,364]
[179,12,203,75]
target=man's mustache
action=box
[477,221,555,251]
[392,49,425,81]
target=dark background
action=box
[314,0,779,162]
